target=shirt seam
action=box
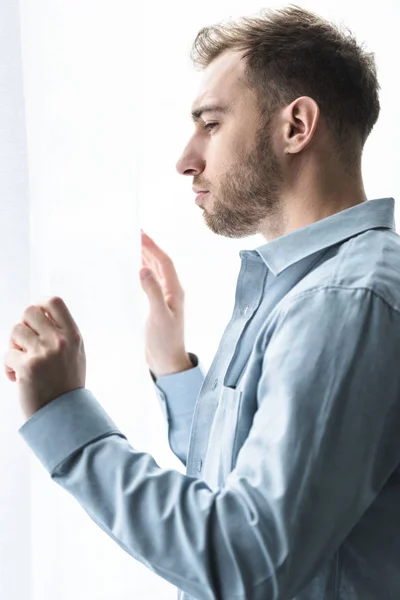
[275,283,400,322]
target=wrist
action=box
[150,353,194,378]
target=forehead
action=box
[191,50,248,114]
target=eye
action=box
[203,122,218,132]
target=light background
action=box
[0,1,398,598]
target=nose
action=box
[175,141,205,177]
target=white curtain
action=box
[0,1,398,599]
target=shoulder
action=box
[257,229,400,352]
[287,228,400,313]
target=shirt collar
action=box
[240,197,396,276]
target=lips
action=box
[195,192,208,204]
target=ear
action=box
[283,96,320,155]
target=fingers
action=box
[141,231,183,297]
[141,233,162,279]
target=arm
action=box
[150,352,205,467]
[18,286,400,599]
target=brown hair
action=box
[190,4,381,174]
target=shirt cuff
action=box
[149,352,204,419]
[18,388,126,474]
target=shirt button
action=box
[197,459,203,473]
[212,378,218,390]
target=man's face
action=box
[176,50,284,239]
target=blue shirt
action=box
[19,197,400,599]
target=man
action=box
[7,5,400,599]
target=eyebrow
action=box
[191,103,231,122]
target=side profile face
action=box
[175,49,364,241]
[176,49,285,239]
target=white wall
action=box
[0,0,32,597]
[0,1,398,598]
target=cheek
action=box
[212,139,242,170]
[206,125,251,175]
[206,144,228,173]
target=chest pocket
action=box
[201,385,243,490]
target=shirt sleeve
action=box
[150,352,205,466]
[17,286,400,599]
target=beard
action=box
[200,117,285,239]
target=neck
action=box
[260,167,367,241]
